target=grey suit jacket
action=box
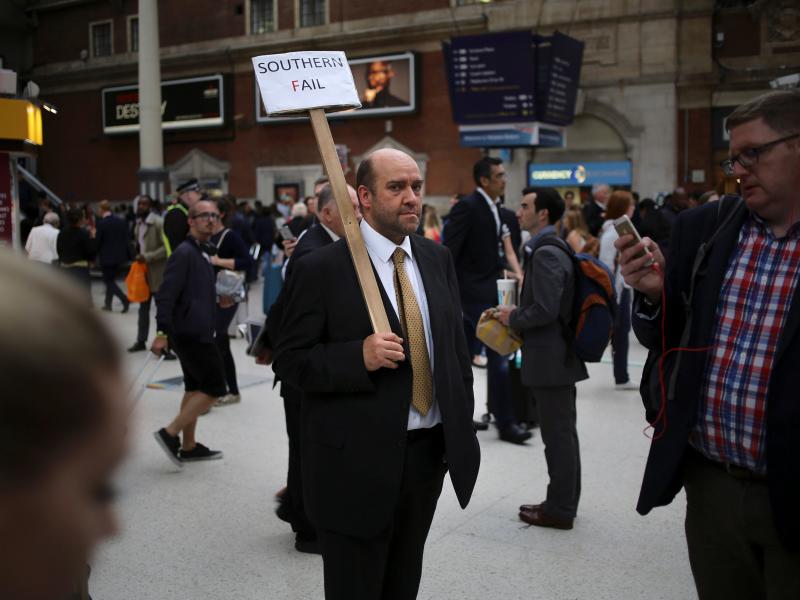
[509,231,588,388]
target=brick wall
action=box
[37,50,481,203]
[329,0,450,23]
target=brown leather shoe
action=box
[519,503,543,513]
[519,507,574,530]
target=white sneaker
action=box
[215,393,241,406]
[615,381,639,391]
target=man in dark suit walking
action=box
[582,183,609,237]
[274,149,480,600]
[263,183,360,554]
[95,199,131,313]
[618,90,800,598]
[497,188,588,530]
[443,156,530,444]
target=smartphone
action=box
[613,215,654,266]
[279,224,296,241]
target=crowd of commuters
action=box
[7,89,799,600]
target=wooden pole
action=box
[308,108,391,334]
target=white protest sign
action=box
[252,51,361,116]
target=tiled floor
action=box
[90,281,696,600]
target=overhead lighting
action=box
[42,102,58,115]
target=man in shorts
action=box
[152,199,228,466]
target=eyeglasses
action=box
[193,212,220,221]
[720,132,800,176]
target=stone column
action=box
[137,0,167,201]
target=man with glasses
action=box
[444,156,531,444]
[617,89,800,598]
[152,200,227,466]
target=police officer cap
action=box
[176,179,202,194]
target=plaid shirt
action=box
[692,214,800,474]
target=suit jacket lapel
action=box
[474,190,500,239]
[410,237,442,331]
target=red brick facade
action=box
[37,47,480,203]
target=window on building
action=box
[299,0,326,27]
[250,0,276,34]
[128,16,139,53]
[90,20,113,57]
[454,0,491,5]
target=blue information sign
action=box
[527,161,632,186]
[459,122,565,148]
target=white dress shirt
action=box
[25,223,59,264]
[477,187,502,235]
[360,218,442,430]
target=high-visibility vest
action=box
[162,202,189,257]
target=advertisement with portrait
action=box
[255,52,417,124]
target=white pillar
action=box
[137,0,167,200]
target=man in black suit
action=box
[95,199,131,313]
[582,183,609,237]
[618,90,800,598]
[443,156,531,444]
[274,149,480,600]
[263,183,360,554]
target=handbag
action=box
[125,261,150,303]
[476,308,522,356]
[216,269,246,303]
[214,228,247,303]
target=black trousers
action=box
[101,265,128,309]
[463,302,515,429]
[214,304,239,395]
[532,385,581,520]
[318,426,447,600]
[684,450,800,600]
[612,288,632,384]
[282,386,314,536]
[136,295,152,344]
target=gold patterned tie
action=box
[392,248,433,416]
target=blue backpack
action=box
[531,238,617,363]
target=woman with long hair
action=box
[210,198,255,405]
[563,206,596,255]
[422,204,442,243]
[599,190,637,389]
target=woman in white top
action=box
[598,190,637,390]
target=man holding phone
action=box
[617,89,800,598]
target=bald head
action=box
[356,149,423,244]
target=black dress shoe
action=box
[473,419,489,431]
[498,424,533,445]
[162,349,177,361]
[519,503,544,513]
[122,301,130,314]
[275,499,294,524]
[128,341,146,353]
[519,506,573,530]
